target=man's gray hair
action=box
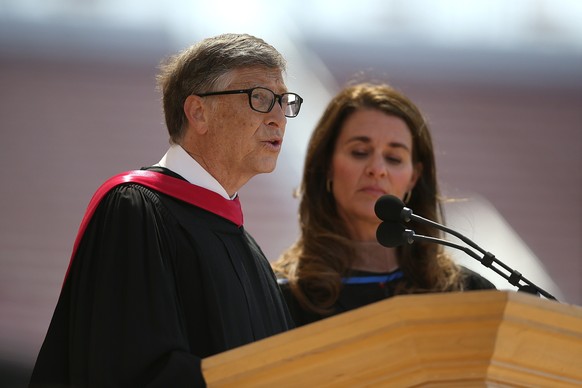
[157,33,287,143]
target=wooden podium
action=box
[202,290,582,387]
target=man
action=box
[29,33,303,387]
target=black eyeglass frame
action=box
[195,87,303,118]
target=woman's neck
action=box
[349,240,399,273]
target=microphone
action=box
[374,195,558,301]
[375,195,493,257]
[376,222,410,247]
[374,195,406,222]
[377,221,489,263]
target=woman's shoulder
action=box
[275,276,292,294]
[459,266,497,290]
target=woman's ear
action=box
[327,167,334,181]
[408,162,423,192]
[184,95,208,134]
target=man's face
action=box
[198,66,288,190]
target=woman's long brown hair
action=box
[273,83,462,315]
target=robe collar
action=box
[156,144,235,200]
[64,170,243,284]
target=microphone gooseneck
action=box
[375,195,486,254]
[374,195,558,301]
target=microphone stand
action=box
[376,195,558,301]
[402,228,558,301]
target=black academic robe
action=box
[29,168,294,388]
[279,267,496,327]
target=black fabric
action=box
[280,266,496,327]
[30,172,293,388]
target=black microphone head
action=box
[374,195,405,221]
[376,222,406,247]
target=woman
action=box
[273,83,495,327]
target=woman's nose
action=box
[365,155,387,177]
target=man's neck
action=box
[155,144,235,199]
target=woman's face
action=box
[330,108,421,240]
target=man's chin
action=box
[257,159,278,174]
[259,166,276,174]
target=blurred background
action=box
[1,0,581,386]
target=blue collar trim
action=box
[341,270,404,284]
[277,270,404,286]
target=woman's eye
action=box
[351,150,368,158]
[385,156,402,164]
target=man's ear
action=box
[184,95,208,134]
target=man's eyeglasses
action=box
[196,87,303,118]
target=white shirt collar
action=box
[154,144,234,200]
